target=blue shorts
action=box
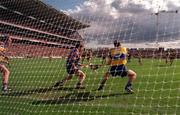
[109,65,128,77]
[66,63,79,75]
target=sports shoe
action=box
[2,88,11,94]
[75,83,85,89]
[52,81,64,88]
[75,86,85,89]
[125,87,134,94]
[97,86,104,91]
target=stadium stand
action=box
[0,0,89,57]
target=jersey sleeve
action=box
[121,47,127,54]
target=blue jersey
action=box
[67,48,80,65]
[66,48,81,74]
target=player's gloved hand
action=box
[120,53,126,59]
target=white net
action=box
[0,0,180,115]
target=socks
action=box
[2,83,8,90]
[99,79,107,88]
[125,81,132,88]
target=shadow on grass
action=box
[31,92,129,105]
[2,87,132,105]
[5,87,74,96]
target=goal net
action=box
[0,0,180,115]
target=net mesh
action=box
[0,0,180,115]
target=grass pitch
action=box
[0,58,180,115]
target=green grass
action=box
[0,58,180,115]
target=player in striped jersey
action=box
[0,46,10,93]
[97,40,137,93]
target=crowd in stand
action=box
[94,47,180,59]
[1,39,180,60]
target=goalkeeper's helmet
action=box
[114,40,121,47]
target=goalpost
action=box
[0,0,180,115]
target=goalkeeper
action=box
[97,40,137,93]
[53,43,86,89]
[0,46,10,93]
